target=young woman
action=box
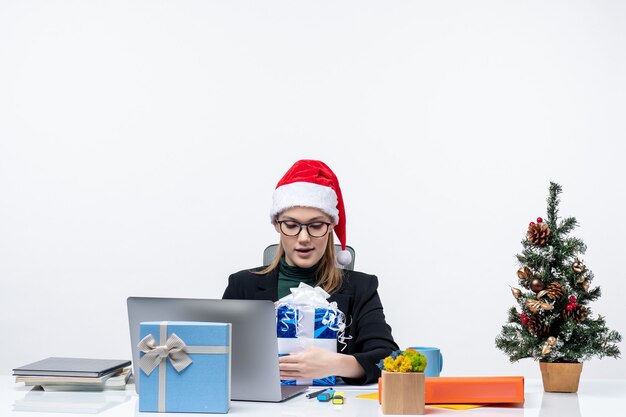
[222,159,398,385]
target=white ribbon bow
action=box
[137,333,192,376]
[281,282,331,305]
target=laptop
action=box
[126,297,307,402]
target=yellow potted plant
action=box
[378,349,427,415]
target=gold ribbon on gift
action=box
[137,321,229,412]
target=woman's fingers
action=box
[278,354,300,363]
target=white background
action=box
[1,0,624,380]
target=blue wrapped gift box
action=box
[138,321,230,413]
[277,305,339,386]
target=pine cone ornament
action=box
[563,305,589,323]
[527,315,550,337]
[544,282,565,300]
[527,222,551,246]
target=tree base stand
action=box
[539,361,583,393]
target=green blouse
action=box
[277,257,318,299]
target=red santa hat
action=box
[270,159,352,266]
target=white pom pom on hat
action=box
[270,159,352,266]
[336,249,352,266]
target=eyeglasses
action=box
[276,220,331,238]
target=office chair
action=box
[263,244,355,271]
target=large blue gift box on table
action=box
[138,321,231,413]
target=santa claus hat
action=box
[270,159,352,266]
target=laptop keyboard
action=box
[280,385,307,400]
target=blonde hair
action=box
[257,232,344,294]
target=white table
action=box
[2,376,624,416]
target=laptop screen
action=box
[127,297,298,401]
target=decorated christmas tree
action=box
[495,182,621,364]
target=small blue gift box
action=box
[277,305,339,386]
[138,321,230,413]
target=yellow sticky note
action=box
[355,392,486,410]
[355,392,379,400]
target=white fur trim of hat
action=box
[270,182,339,223]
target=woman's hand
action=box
[278,346,365,380]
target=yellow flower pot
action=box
[381,371,425,415]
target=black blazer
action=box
[222,267,399,385]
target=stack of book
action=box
[13,357,132,391]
